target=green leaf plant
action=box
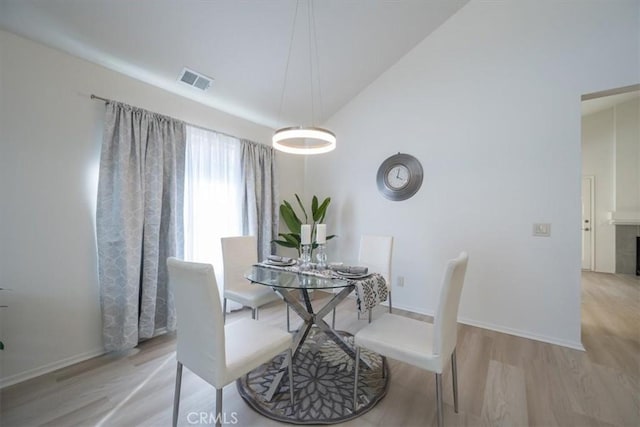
[273,194,336,256]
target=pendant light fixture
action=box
[273,0,336,155]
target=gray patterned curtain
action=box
[96,101,186,352]
[240,140,279,261]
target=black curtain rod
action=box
[90,94,110,103]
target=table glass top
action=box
[245,265,351,290]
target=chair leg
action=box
[252,308,256,320]
[332,307,336,329]
[380,355,387,379]
[381,356,387,379]
[288,348,295,407]
[215,388,223,427]
[368,309,372,323]
[172,362,183,427]
[451,348,459,413]
[435,373,444,427]
[223,298,227,323]
[388,290,393,314]
[353,346,360,411]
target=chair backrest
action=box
[358,235,394,285]
[167,257,226,386]
[221,236,258,291]
[433,252,469,357]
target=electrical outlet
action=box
[397,276,404,287]
[533,223,551,237]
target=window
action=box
[183,126,243,292]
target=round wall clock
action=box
[376,153,423,201]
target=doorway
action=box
[580,83,640,351]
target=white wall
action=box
[306,0,639,348]
[0,30,303,387]
[582,109,616,273]
[614,97,640,213]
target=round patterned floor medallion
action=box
[236,328,388,424]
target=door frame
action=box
[582,175,595,271]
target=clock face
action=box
[385,164,410,189]
[376,153,423,201]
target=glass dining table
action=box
[244,264,374,400]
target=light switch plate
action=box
[533,223,551,237]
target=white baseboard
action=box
[0,347,106,389]
[1,328,173,389]
[153,327,168,336]
[389,301,435,317]
[390,302,585,351]
[458,317,585,351]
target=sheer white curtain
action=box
[183,126,243,308]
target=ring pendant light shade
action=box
[272,126,336,155]
[273,0,336,155]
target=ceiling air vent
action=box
[178,67,213,91]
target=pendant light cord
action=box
[307,0,315,127]
[311,0,323,128]
[276,0,300,130]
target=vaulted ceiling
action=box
[0,0,468,128]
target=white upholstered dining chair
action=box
[353,252,468,427]
[168,258,294,427]
[221,235,280,321]
[332,234,394,328]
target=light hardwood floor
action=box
[1,272,638,426]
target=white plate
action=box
[335,271,371,279]
[266,260,296,266]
